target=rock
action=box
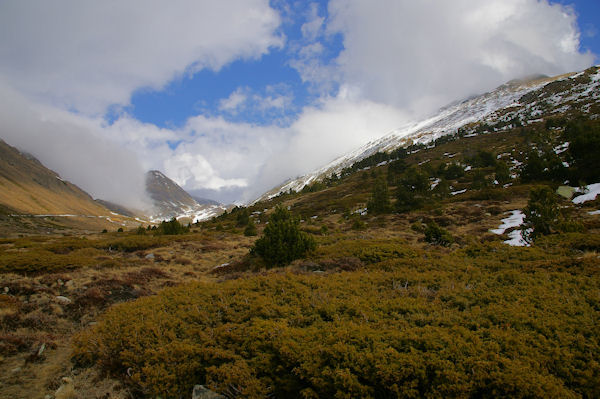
[3,286,8,294]
[37,343,46,357]
[145,253,155,260]
[55,296,71,305]
[192,385,225,399]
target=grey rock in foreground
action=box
[192,385,225,399]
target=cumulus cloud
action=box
[0,82,149,209]
[0,0,283,114]
[326,0,595,116]
[251,93,408,200]
[218,85,294,122]
[219,89,249,114]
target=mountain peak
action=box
[145,170,225,222]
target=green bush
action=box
[564,119,600,183]
[521,186,561,244]
[156,217,189,235]
[251,206,316,267]
[424,222,453,246]
[367,176,391,214]
[395,167,429,213]
[443,163,465,180]
[235,208,250,227]
[244,220,258,236]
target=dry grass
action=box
[0,230,249,399]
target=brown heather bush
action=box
[0,333,34,356]
[73,237,600,398]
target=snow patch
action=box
[572,183,600,204]
[505,229,531,247]
[490,210,525,235]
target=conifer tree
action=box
[367,176,391,214]
[521,186,561,243]
[251,206,316,267]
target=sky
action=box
[0,0,598,207]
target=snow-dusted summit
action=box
[257,66,600,202]
[146,170,226,223]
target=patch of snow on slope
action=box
[573,183,600,204]
[490,210,525,235]
[504,229,530,247]
[490,210,530,247]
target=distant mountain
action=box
[145,170,226,222]
[257,66,600,202]
[0,138,140,232]
[191,196,221,206]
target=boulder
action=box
[192,385,225,399]
[55,296,71,305]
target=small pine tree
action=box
[472,169,490,190]
[396,185,424,213]
[424,222,453,246]
[251,206,316,267]
[444,163,465,180]
[521,186,561,244]
[367,176,391,214]
[433,178,450,198]
[244,220,258,236]
[395,167,429,213]
[236,208,250,227]
[494,161,511,185]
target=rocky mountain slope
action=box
[258,66,600,201]
[145,170,226,222]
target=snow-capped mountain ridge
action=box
[256,67,599,202]
[145,170,226,223]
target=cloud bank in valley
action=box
[0,0,595,206]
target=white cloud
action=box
[164,153,248,191]
[0,0,283,114]
[252,94,408,200]
[219,88,249,113]
[0,82,149,209]
[326,0,595,116]
[301,3,325,41]
[218,85,294,117]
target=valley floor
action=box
[1,189,599,398]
